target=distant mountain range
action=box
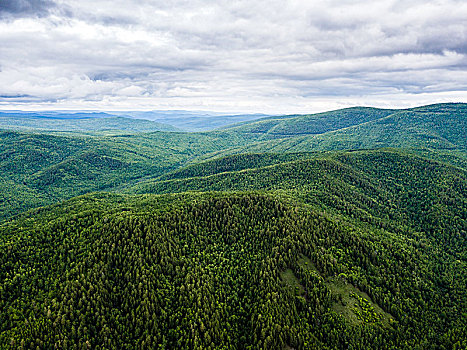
[110,110,271,131]
[0,110,271,132]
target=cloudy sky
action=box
[1,0,466,113]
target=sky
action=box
[0,0,466,114]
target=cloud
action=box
[0,0,467,113]
[0,0,56,18]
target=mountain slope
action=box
[0,130,260,221]
[114,111,270,131]
[1,103,466,349]
[1,103,466,222]
[0,191,465,349]
[222,107,396,137]
[217,103,467,156]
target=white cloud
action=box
[0,0,467,113]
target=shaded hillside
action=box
[0,192,465,349]
[157,152,321,181]
[219,103,467,155]
[0,130,260,221]
[222,107,395,137]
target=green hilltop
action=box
[129,149,466,254]
[222,106,396,137]
[216,103,466,156]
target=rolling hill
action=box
[221,107,396,137]
[1,103,466,221]
[113,110,270,131]
[0,110,270,133]
[217,103,467,156]
[129,149,467,254]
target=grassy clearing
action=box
[326,277,393,327]
[280,269,305,296]
[296,254,394,327]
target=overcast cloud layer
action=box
[1,0,466,113]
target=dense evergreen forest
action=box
[0,103,466,349]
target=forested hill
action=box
[216,103,467,156]
[1,190,465,349]
[130,149,467,254]
[1,103,466,222]
[221,107,396,136]
[0,110,270,133]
